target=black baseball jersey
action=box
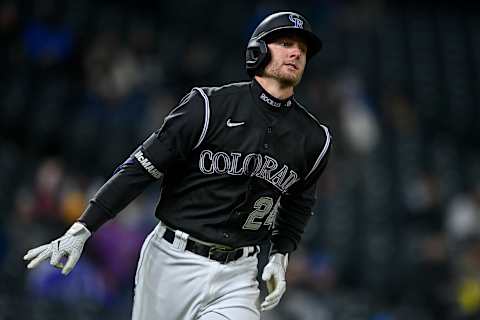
[79,79,331,254]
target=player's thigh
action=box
[197,283,260,320]
[133,228,210,319]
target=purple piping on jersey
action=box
[113,157,136,175]
[192,87,210,150]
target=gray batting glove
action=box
[23,222,91,275]
[261,253,288,311]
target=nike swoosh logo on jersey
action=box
[226,119,245,127]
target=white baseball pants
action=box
[131,222,261,320]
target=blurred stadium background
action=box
[1,0,480,319]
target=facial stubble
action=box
[263,60,304,88]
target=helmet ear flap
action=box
[245,39,269,77]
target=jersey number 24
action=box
[242,196,279,231]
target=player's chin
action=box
[279,72,302,87]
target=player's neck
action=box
[254,76,294,100]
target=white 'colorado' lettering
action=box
[213,152,230,174]
[199,149,214,174]
[257,155,278,180]
[228,152,243,175]
[134,151,163,179]
[198,149,300,192]
[243,153,262,176]
[270,164,288,186]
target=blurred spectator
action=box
[381,91,418,139]
[27,158,65,224]
[333,71,380,156]
[404,171,444,233]
[262,249,337,320]
[88,201,153,298]
[446,186,480,244]
[26,259,108,304]
[0,1,20,71]
[22,0,73,67]
[404,232,453,320]
[84,30,142,102]
[456,236,480,319]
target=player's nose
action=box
[288,43,304,59]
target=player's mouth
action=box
[284,62,298,71]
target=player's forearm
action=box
[78,201,112,231]
[78,159,157,231]
[271,152,328,254]
[271,206,312,254]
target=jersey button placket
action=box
[264,127,272,151]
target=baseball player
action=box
[24,11,331,320]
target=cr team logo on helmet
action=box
[288,14,304,29]
[245,11,322,77]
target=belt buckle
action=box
[208,246,233,263]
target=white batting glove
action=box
[23,222,91,275]
[261,253,288,311]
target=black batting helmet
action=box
[245,11,322,77]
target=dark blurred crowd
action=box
[1,0,480,319]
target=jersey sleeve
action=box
[78,89,209,231]
[271,125,332,254]
[141,88,209,170]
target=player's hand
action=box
[23,222,91,275]
[261,253,288,311]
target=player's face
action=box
[264,35,307,87]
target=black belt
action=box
[162,227,256,264]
